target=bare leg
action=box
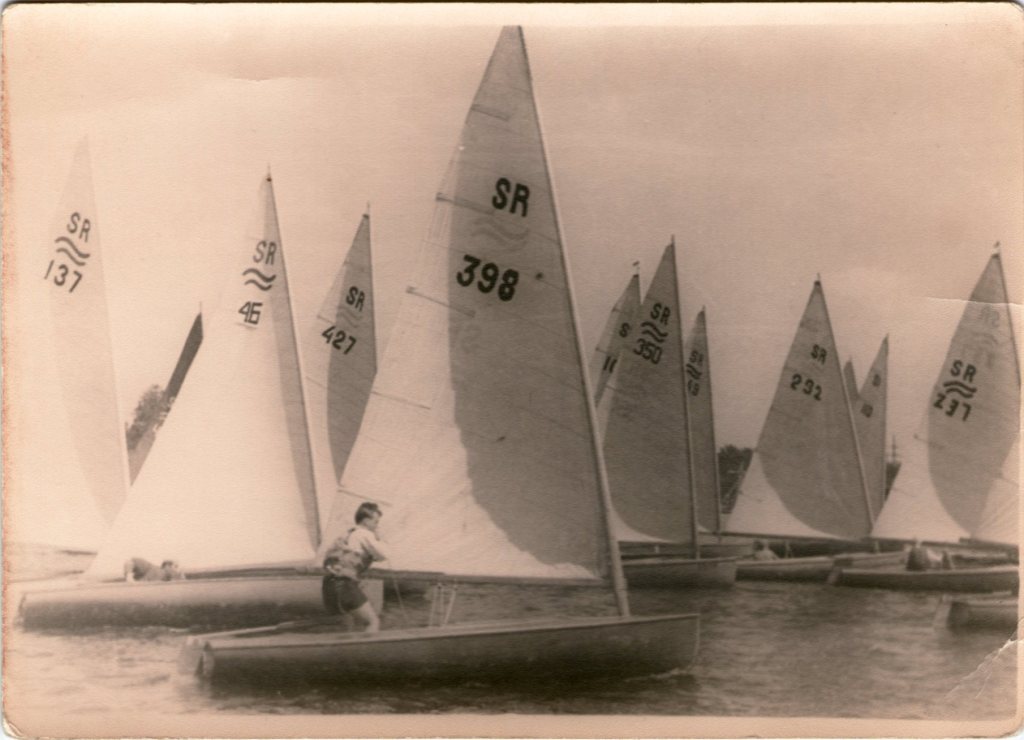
[348,602,380,633]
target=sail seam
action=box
[404,286,476,317]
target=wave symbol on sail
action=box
[639,321,668,343]
[243,268,277,291]
[684,363,702,381]
[941,379,978,399]
[54,237,90,265]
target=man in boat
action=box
[123,558,184,582]
[906,539,947,571]
[321,501,389,632]
[752,540,779,561]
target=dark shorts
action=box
[321,576,368,614]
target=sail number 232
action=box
[456,255,519,301]
[789,373,822,400]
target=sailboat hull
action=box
[736,556,836,581]
[181,613,700,685]
[620,537,754,560]
[17,574,383,629]
[831,564,1019,592]
[936,593,1019,632]
[622,556,737,588]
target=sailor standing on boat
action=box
[321,502,389,632]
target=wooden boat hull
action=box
[622,556,737,588]
[831,564,1019,593]
[17,574,383,629]
[830,551,906,569]
[936,593,1019,632]
[736,556,835,581]
[181,613,700,685]
[619,537,753,560]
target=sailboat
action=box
[827,337,908,570]
[685,309,754,560]
[7,142,131,561]
[180,26,699,685]
[304,212,378,543]
[600,242,737,588]
[934,592,1018,633]
[726,279,879,580]
[18,179,379,628]
[590,272,642,414]
[832,250,1020,592]
[851,338,889,521]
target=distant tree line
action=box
[125,384,170,450]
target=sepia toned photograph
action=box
[2,3,1020,738]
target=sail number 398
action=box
[456,255,518,301]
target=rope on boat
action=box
[428,582,459,627]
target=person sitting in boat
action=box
[906,539,946,571]
[321,501,389,633]
[752,540,779,561]
[123,557,183,582]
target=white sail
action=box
[852,337,888,522]
[305,214,378,541]
[13,142,131,551]
[872,253,1020,546]
[324,27,612,584]
[86,175,321,577]
[590,274,642,408]
[602,243,694,545]
[728,280,873,540]
[686,309,723,534]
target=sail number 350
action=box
[456,255,518,301]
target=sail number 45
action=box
[456,255,518,301]
[322,325,357,354]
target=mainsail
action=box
[590,273,642,408]
[602,243,695,546]
[86,175,321,577]
[727,280,873,540]
[306,214,378,543]
[17,142,131,550]
[872,253,1020,546]
[324,26,614,585]
[45,142,131,525]
[851,337,888,522]
[686,309,723,535]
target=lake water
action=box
[3,546,1019,737]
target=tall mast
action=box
[521,27,630,616]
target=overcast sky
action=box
[5,4,1021,544]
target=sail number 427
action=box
[322,325,357,354]
[456,255,518,301]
